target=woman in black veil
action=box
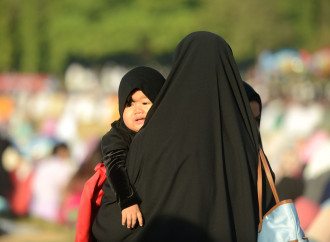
[93,31,275,241]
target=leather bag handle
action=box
[257,147,279,232]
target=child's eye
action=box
[125,102,133,107]
[143,102,151,105]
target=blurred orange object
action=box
[0,95,15,123]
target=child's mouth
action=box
[135,118,145,124]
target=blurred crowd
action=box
[0,46,329,240]
[0,64,128,229]
[249,46,330,241]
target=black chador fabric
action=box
[94,32,276,241]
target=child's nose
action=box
[134,106,143,114]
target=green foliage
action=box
[0,0,329,74]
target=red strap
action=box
[75,163,107,242]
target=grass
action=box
[0,216,76,242]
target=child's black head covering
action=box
[118,66,166,118]
[101,66,165,155]
[243,81,262,112]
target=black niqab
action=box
[127,32,275,241]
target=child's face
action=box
[123,90,152,132]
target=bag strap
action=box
[257,147,279,232]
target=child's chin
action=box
[135,125,144,132]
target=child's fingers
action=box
[126,213,132,228]
[122,213,127,226]
[137,211,143,226]
[131,213,137,228]
[121,205,143,229]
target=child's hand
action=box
[121,204,143,229]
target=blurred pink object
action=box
[30,155,74,222]
[58,192,81,225]
[299,130,328,164]
[306,200,330,242]
[0,73,52,93]
[40,117,57,136]
[295,196,320,231]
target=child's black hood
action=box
[102,66,165,156]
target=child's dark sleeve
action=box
[103,149,141,210]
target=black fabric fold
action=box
[101,120,135,157]
[103,150,141,210]
[124,31,276,241]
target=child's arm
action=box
[103,149,143,228]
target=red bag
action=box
[75,163,107,242]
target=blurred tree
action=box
[0,0,329,74]
[19,0,40,72]
[0,0,17,71]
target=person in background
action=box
[0,136,13,214]
[59,139,102,226]
[30,142,74,222]
[243,81,262,129]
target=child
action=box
[243,81,262,129]
[101,66,165,229]
[75,66,165,242]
